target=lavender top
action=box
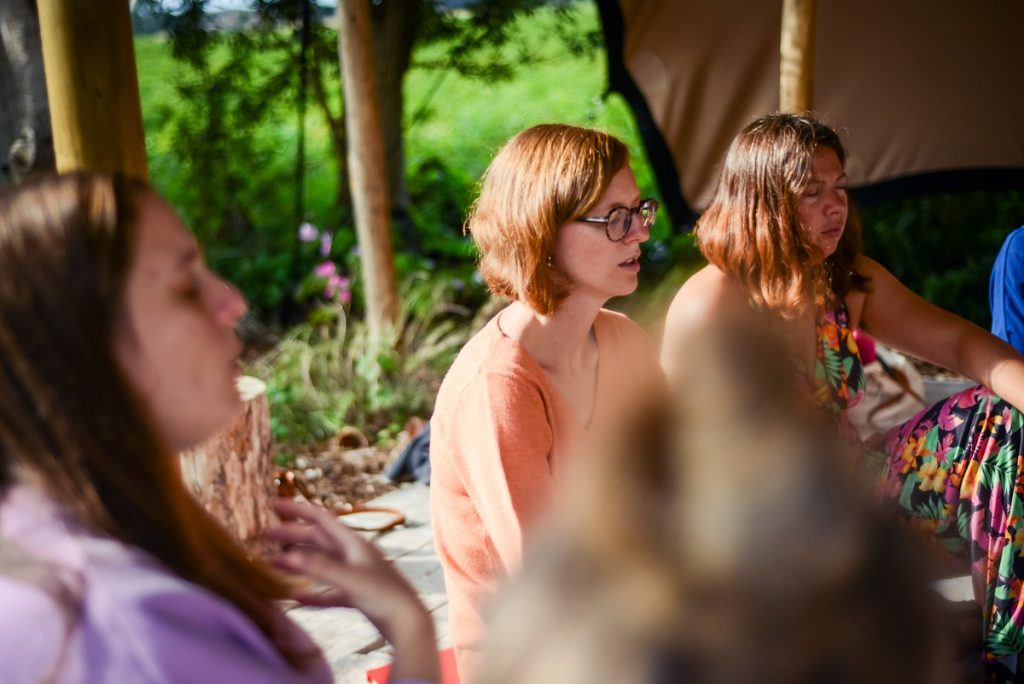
[0,485,423,683]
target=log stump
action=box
[178,377,274,554]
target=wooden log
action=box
[779,0,816,113]
[179,378,275,554]
[35,0,147,179]
[337,0,400,342]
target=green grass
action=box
[403,5,658,197]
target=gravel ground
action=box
[273,426,422,509]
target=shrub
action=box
[252,274,475,449]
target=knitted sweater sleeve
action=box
[445,370,553,573]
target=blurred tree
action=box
[0,0,54,186]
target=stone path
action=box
[287,483,449,683]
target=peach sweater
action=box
[429,308,659,678]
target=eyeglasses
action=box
[578,198,659,242]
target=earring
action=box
[547,254,553,268]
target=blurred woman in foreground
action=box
[0,174,438,683]
[477,323,953,684]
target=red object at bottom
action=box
[366,646,460,684]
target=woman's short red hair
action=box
[467,124,630,315]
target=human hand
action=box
[266,498,439,682]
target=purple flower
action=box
[319,231,333,257]
[314,261,337,278]
[298,222,319,242]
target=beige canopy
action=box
[597,0,1024,225]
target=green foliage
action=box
[131,2,1023,449]
[252,276,473,445]
[136,1,624,323]
[413,0,601,81]
[139,1,347,319]
[861,191,1024,327]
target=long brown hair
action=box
[467,124,630,315]
[0,173,314,669]
[696,113,865,315]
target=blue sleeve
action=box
[990,226,1024,355]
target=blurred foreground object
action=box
[477,322,953,684]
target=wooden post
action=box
[337,0,400,342]
[35,0,148,179]
[779,0,816,114]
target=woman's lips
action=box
[619,255,641,272]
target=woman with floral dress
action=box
[662,113,1024,681]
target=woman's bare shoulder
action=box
[660,265,757,375]
[664,265,750,332]
[853,254,889,279]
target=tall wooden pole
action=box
[36,0,147,179]
[338,0,399,342]
[779,0,816,113]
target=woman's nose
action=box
[625,216,652,244]
[826,190,847,215]
[215,278,248,327]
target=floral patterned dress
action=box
[817,302,1024,682]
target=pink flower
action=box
[954,386,984,409]
[325,274,351,302]
[937,403,964,432]
[314,261,336,278]
[320,231,333,257]
[298,222,319,242]
[939,432,956,452]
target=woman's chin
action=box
[172,401,246,453]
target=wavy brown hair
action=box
[467,124,630,315]
[696,113,865,314]
[0,173,315,670]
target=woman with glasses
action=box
[430,123,664,679]
[661,112,1024,679]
